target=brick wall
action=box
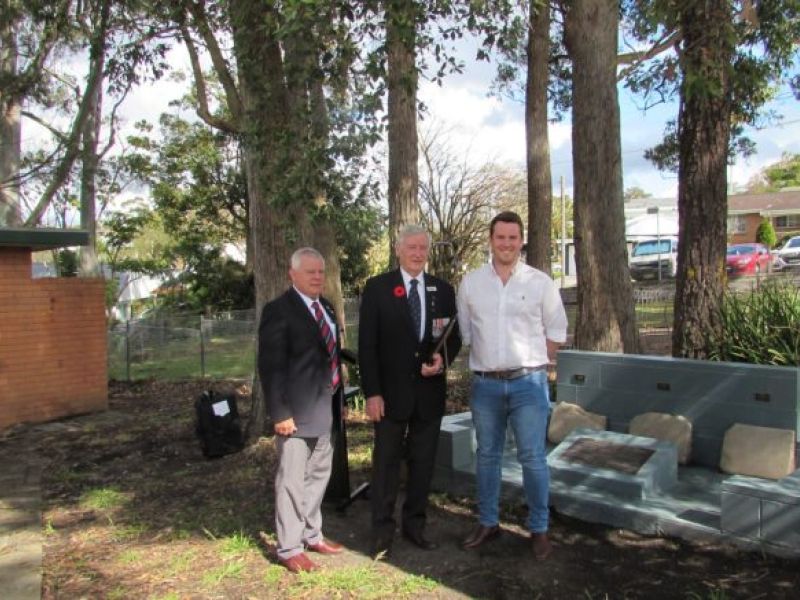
[0,247,107,430]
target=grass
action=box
[220,531,258,559]
[79,487,128,511]
[201,560,245,586]
[291,565,438,599]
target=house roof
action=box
[728,190,800,215]
[0,227,89,250]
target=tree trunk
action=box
[525,0,552,273]
[564,0,638,353]
[671,1,733,358]
[79,28,104,276]
[386,0,420,259]
[0,3,22,227]
[230,0,296,440]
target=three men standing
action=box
[358,225,462,557]
[457,211,568,560]
[258,247,345,573]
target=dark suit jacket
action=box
[258,288,343,438]
[358,269,461,421]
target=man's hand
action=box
[274,417,297,437]
[421,353,444,377]
[341,363,350,386]
[366,395,385,422]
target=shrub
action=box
[707,282,800,366]
[755,219,777,248]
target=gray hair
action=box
[395,224,431,247]
[290,247,325,269]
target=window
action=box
[727,216,747,234]
[774,215,800,229]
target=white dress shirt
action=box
[400,268,426,341]
[456,262,567,371]
[294,287,336,341]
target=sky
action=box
[23,33,800,207]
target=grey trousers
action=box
[274,434,333,559]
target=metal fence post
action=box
[125,319,131,381]
[200,316,206,378]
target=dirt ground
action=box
[3,379,799,599]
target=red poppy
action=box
[393,285,405,298]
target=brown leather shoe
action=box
[279,552,319,573]
[531,532,552,560]
[307,539,344,555]
[461,524,501,550]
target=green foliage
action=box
[55,248,78,277]
[630,1,800,171]
[755,218,777,247]
[707,282,800,366]
[755,153,800,191]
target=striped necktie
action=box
[311,301,340,390]
[408,278,421,341]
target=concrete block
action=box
[762,499,800,547]
[629,412,693,464]
[547,402,607,444]
[720,491,761,539]
[548,428,678,499]
[720,424,796,480]
[437,413,475,470]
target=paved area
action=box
[0,443,43,600]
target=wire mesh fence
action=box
[108,273,800,381]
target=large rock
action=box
[548,402,607,445]
[629,412,693,465]
[720,424,796,480]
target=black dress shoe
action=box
[402,529,439,550]
[461,524,501,550]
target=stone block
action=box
[547,402,607,445]
[720,424,796,480]
[629,412,693,464]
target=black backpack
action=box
[194,390,245,458]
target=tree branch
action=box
[186,0,244,122]
[180,24,240,134]
[617,29,682,82]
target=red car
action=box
[726,243,772,276]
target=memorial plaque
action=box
[561,437,655,475]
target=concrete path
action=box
[0,443,43,600]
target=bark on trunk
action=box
[386,0,420,259]
[671,1,733,358]
[564,0,638,353]
[79,36,104,276]
[230,0,295,440]
[0,4,22,227]
[525,0,552,273]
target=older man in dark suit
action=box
[358,224,461,557]
[258,247,345,573]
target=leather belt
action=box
[472,366,546,380]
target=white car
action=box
[776,236,800,267]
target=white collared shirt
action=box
[456,262,567,371]
[294,287,336,340]
[400,268,426,341]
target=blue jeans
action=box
[471,370,551,533]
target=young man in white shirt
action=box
[457,211,568,560]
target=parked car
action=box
[629,237,678,281]
[776,235,800,268]
[725,243,771,277]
